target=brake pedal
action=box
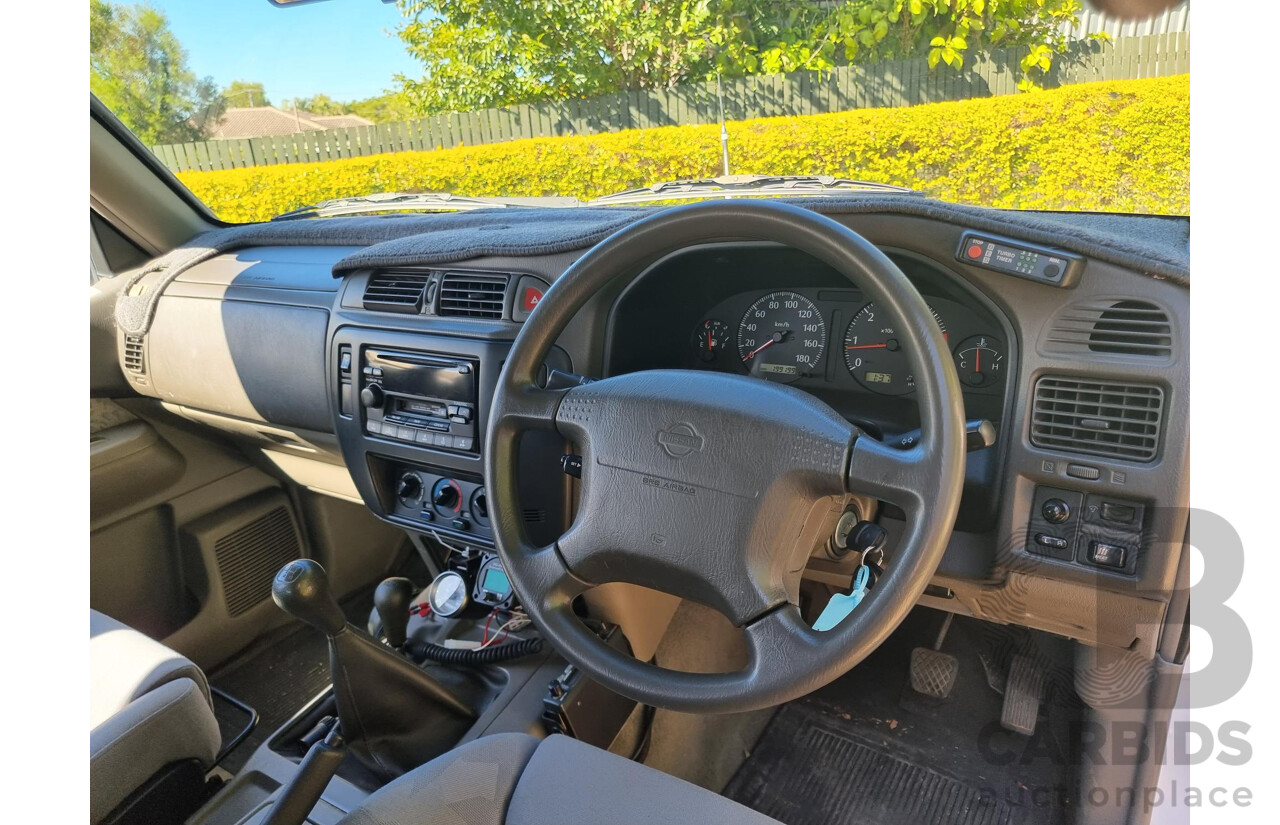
[1000,653,1045,736]
[909,613,958,700]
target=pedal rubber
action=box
[1001,653,1044,735]
[909,647,958,699]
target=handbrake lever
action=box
[260,723,346,825]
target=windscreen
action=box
[90,0,1190,222]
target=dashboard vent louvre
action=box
[1030,376,1163,463]
[439,272,509,319]
[1045,300,1173,358]
[363,270,432,313]
[123,335,145,374]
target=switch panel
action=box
[1027,486,1145,574]
[1075,493,1145,575]
[1026,486,1083,561]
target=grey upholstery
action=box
[339,732,780,825]
[89,610,221,823]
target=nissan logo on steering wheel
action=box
[657,423,704,458]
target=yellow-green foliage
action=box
[180,75,1189,224]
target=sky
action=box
[152,0,419,104]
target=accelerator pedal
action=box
[1000,653,1045,736]
[909,613,958,700]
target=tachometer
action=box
[843,302,946,395]
[737,291,826,383]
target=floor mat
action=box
[724,609,1079,825]
[727,703,1034,825]
[209,626,331,774]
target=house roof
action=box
[311,114,376,130]
[208,107,375,139]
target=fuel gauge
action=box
[953,335,1005,388]
[693,319,731,362]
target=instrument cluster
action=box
[691,287,1006,398]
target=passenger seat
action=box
[89,610,221,823]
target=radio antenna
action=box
[717,73,731,176]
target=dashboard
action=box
[109,205,1190,660]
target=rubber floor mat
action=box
[209,626,331,774]
[724,609,1078,825]
[726,703,1037,825]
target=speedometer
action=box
[737,291,826,383]
[843,302,947,396]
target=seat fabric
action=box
[338,732,780,825]
[89,610,221,823]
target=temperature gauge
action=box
[952,335,1005,388]
[693,319,731,362]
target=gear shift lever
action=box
[273,559,346,635]
[272,560,474,782]
[374,577,416,649]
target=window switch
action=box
[1088,541,1128,569]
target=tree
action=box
[346,92,417,123]
[392,0,1089,114]
[90,0,224,143]
[223,80,271,108]
[288,94,347,116]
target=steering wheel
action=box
[485,200,965,713]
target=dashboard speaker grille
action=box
[123,335,145,374]
[214,506,302,617]
[439,272,509,319]
[1031,376,1163,463]
[363,270,432,313]
[1045,300,1173,358]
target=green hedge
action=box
[179,75,1189,223]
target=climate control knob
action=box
[396,473,423,502]
[360,384,384,408]
[432,479,461,512]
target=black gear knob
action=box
[374,577,416,648]
[272,559,346,636]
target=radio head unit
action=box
[360,348,480,453]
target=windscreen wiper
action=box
[272,191,581,221]
[588,174,920,206]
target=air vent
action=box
[522,508,546,524]
[214,506,303,617]
[1031,376,1164,463]
[1045,300,1173,358]
[439,271,510,319]
[363,270,432,313]
[123,335,145,374]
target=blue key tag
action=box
[813,564,871,632]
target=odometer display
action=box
[843,302,946,395]
[738,291,826,383]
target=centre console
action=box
[329,326,569,549]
